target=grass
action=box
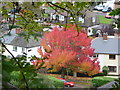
[99,15,113,24]
[37,74,64,88]
[92,76,115,87]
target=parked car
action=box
[58,78,74,87]
[113,15,120,19]
[102,6,112,13]
[94,4,105,11]
[105,13,113,19]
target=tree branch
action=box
[47,2,69,12]
[2,42,29,89]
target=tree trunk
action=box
[73,71,77,81]
[61,68,65,79]
[66,70,69,79]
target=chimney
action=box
[16,28,22,34]
[103,32,108,40]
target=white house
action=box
[1,29,42,62]
[91,34,120,75]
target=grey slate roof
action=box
[91,37,120,54]
[1,30,17,44]
[1,29,42,48]
[10,36,41,48]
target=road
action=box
[93,10,106,16]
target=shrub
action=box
[92,76,115,87]
[47,75,64,88]
[102,66,108,76]
[90,72,104,77]
[10,71,64,88]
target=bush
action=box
[92,72,104,77]
[10,71,64,88]
[92,76,115,87]
[47,75,64,88]
[102,66,108,76]
[34,74,64,88]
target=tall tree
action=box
[36,25,100,78]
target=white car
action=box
[94,4,105,11]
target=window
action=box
[93,54,99,58]
[79,17,84,23]
[59,15,64,21]
[108,66,117,72]
[109,54,116,59]
[88,29,91,33]
[52,14,56,19]
[13,46,17,51]
[22,47,25,53]
[92,17,96,23]
[70,17,74,22]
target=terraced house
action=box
[91,33,120,75]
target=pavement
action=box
[97,76,119,90]
[97,81,116,90]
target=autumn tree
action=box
[1,1,99,88]
[36,25,100,78]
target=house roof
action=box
[1,29,42,48]
[91,24,118,35]
[91,37,120,54]
[10,36,41,48]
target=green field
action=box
[99,15,113,24]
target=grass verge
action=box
[99,15,113,24]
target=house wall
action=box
[26,46,41,62]
[3,44,26,57]
[98,54,120,75]
[3,45,41,63]
[117,55,120,75]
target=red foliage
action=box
[36,25,100,76]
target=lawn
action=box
[99,15,113,24]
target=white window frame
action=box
[92,17,96,23]
[22,47,25,53]
[13,46,17,52]
[79,17,84,23]
[52,14,56,19]
[108,66,117,72]
[93,54,99,58]
[59,15,64,21]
